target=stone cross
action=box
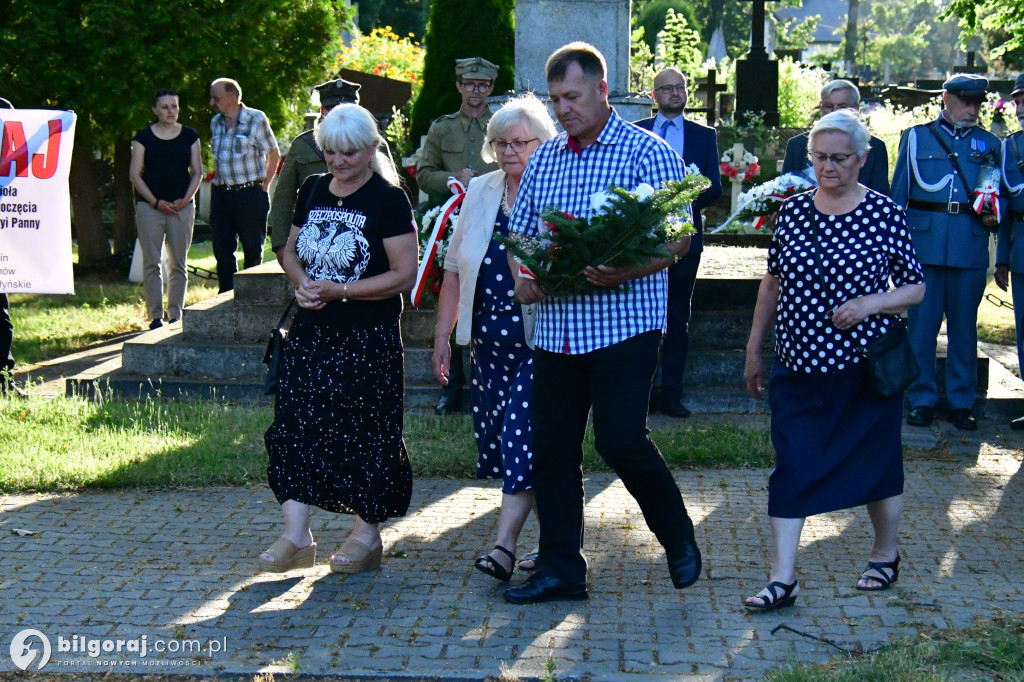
[726,143,753,214]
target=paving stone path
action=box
[1,443,1021,681]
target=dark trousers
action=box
[446,344,466,392]
[658,252,701,401]
[0,293,13,375]
[532,331,696,583]
[210,185,270,293]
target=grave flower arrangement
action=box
[412,178,465,307]
[500,175,710,298]
[715,172,815,232]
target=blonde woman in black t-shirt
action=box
[129,88,203,329]
[259,104,418,575]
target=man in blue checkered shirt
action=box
[502,42,703,605]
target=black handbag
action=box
[861,318,920,398]
[262,299,295,395]
[808,221,920,398]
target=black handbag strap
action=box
[275,173,329,331]
[927,122,974,198]
[275,298,295,331]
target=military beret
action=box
[455,57,499,82]
[1012,73,1024,98]
[943,74,988,101]
[315,78,361,107]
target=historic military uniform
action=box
[270,78,361,252]
[417,57,501,414]
[416,57,500,204]
[891,75,1006,428]
[996,74,1024,429]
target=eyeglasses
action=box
[820,103,857,114]
[655,84,687,95]
[490,138,537,153]
[459,80,493,92]
[808,151,858,166]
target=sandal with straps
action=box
[474,545,516,582]
[857,554,900,591]
[743,580,799,611]
[256,537,317,573]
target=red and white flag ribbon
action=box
[411,177,466,307]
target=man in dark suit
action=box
[634,68,722,417]
[781,79,890,195]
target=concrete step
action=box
[692,277,761,311]
[232,261,293,307]
[182,294,439,347]
[120,324,266,379]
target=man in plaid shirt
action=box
[209,77,280,292]
[503,43,703,605]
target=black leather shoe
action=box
[660,395,691,418]
[906,405,934,426]
[948,408,978,431]
[1011,415,1024,431]
[666,537,702,589]
[503,571,588,605]
[435,388,463,415]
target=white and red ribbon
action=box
[411,177,466,307]
[972,184,1001,223]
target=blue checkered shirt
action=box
[211,105,278,186]
[508,108,688,354]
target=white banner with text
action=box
[0,109,77,294]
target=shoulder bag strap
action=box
[927,122,973,198]
[1012,133,1024,174]
[277,174,327,330]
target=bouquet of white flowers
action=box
[712,173,815,232]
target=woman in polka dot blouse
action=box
[742,111,926,610]
[433,94,557,581]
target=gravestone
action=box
[511,0,651,121]
[735,0,780,126]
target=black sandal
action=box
[474,545,516,582]
[518,551,539,571]
[743,580,799,611]
[857,554,900,591]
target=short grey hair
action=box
[819,79,860,106]
[316,104,400,186]
[808,110,871,157]
[211,77,241,101]
[481,93,558,163]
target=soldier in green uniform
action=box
[417,57,500,205]
[419,57,501,414]
[271,78,361,264]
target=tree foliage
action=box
[356,0,432,41]
[409,0,513,143]
[944,0,1024,60]
[656,9,704,78]
[0,0,348,264]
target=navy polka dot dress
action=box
[470,211,533,494]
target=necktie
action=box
[659,119,672,139]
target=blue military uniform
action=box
[995,74,1024,428]
[891,75,1006,423]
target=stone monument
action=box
[735,0,780,126]
[510,0,651,122]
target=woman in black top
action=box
[743,111,925,610]
[259,104,418,575]
[129,88,203,329]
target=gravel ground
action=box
[699,245,768,278]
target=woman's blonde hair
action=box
[316,103,400,186]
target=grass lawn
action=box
[0,395,774,492]
[7,241,269,365]
[977,276,1017,346]
[767,614,1024,681]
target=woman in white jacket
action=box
[432,94,556,581]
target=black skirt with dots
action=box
[265,310,413,524]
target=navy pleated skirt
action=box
[767,361,904,518]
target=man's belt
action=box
[907,199,973,215]
[215,180,263,191]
